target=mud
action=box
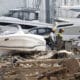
[0,50,80,80]
[0,57,80,80]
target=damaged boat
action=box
[0,17,46,52]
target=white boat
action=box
[0,17,46,52]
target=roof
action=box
[55,17,80,25]
[0,16,53,28]
[9,8,38,13]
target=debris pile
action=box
[0,58,80,80]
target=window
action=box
[64,0,67,5]
[21,25,36,29]
[12,12,18,18]
[71,0,74,5]
[29,29,37,34]
[77,14,80,18]
[28,27,52,36]
[18,12,23,19]
[46,28,52,34]
[0,23,18,35]
[77,0,80,5]
[38,28,46,35]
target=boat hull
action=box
[0,34,46,52]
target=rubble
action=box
[0,57,79,80]
[0,50,79,80]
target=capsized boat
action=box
[0,17,46,52]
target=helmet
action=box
[52,29,56,33]
[59,29,64,33]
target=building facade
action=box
[1,0,80,23]
[52,0,80,19]
[0,0,40,16]
[39,0,80,23]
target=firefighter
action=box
[56,28,64,50]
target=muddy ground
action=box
[0,50,80,80]
[0,53,80,80]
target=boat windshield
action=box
[0,23,18,35]
[57,24,73,28]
